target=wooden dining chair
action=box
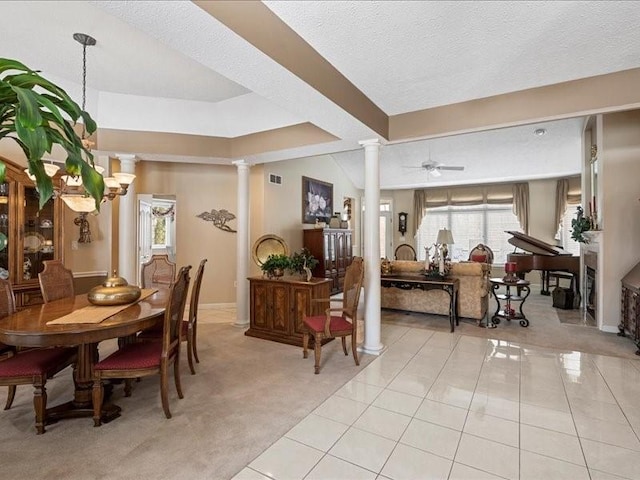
[92,265,192,424]
[0,279,76,433]
[302,257,365,374]
[139,259,208,375]
[183,259,207,374]
[394,243,417,260]
[38,260,74,303]
[141,254,176,288]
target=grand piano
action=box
[505,231,580,297]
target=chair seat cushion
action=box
[95,340,162,371]
[304,314,353,334]
[0,347,75,377]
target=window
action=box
[558,204,581,256]
[151,202,175,249]
[417,205,521,264]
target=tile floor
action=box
[232,323,640,480]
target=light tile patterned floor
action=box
[233,324,640,480]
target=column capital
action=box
[232,159,251,170]
[116,154,138,173]
[358,138,381,148]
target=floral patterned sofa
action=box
[381,260,491,320]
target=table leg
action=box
[446,286,454,332]
[46,343,121,424]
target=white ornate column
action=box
[233,160,250,327]
[117,155,138,284]
[360,139,385,355]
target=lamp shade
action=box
[61,195,96,213]
[436,228,454,245]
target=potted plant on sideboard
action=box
[260,254,291,279]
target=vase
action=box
[267,268,285,279]
[304,266,312,281]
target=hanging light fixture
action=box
[23,33,136,215]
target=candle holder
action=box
[503,261,518,284]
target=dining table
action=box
[0,289,168,424]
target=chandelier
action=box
[24,33,135,214]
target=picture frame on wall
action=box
[302,176,333,224]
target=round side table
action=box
[489,277,531,327]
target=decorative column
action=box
[360,139,385,355]
[233,160,250,327]
[117,155,138,284]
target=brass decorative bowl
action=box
[88,272,141,306]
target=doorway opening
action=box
[137,194,176,285]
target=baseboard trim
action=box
[73,271,108,278]
[600,325,619,334]
[199,303,236,310]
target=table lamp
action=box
[436,228,454,260]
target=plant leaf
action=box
[12,86,42,129]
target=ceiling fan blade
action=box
[437,165,465,171]
[402,165,426,169]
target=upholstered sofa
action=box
[381,260,491,320]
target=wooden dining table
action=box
[0,289,168,424]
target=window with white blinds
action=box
[417,205,521,264]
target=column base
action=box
[232,320,249,328]
[359,343,387,356]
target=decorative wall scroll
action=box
[196,208,237,233]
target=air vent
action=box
[269,173,282,185]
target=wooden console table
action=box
[246,276,332,346]
[381,274,459,332]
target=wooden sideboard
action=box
[303,228,352,294]
[246,276,332,346]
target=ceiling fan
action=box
[404,161,465,177]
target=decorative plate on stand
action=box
[252,234,289,267]
[24,232,45,253]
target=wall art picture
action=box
[302,176,333,224]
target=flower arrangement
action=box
[571,206,592,243]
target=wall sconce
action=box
[74,213,92,243]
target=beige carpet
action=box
[0,294,636,479]
[0,327,374,480]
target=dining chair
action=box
[183,259,207,374]
[0,279,76,433]
[394,243,417,261]
[38,260,74,303]
[302,257,364,374]
[141,254,176,288]
[138,259,208,375]
[92,265,192,424]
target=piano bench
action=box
[549,271,575,290]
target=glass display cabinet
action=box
[0,156,63,307]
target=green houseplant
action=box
[571,205,592,243]
[260,254,291,279]
[0,58,104,209]
[289,248,319,275]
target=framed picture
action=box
[302,176,333,224]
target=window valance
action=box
[420,183,515,208]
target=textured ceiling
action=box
[1,1,639,188]
[264,1,640,114]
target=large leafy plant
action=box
[0,58,104,209]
